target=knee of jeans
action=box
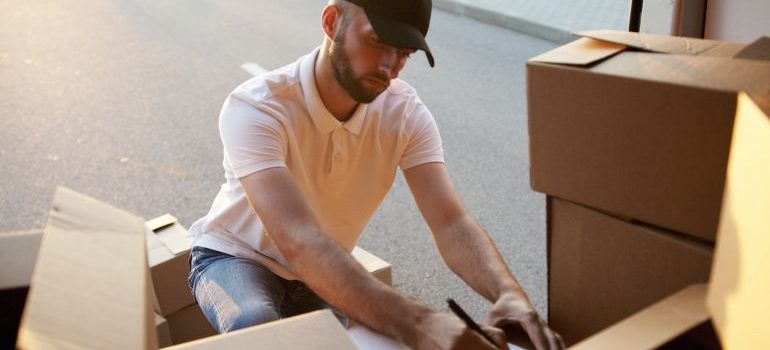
[224,301,280,332]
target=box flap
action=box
[591,52,770,94]
[17,186,156,350]
[146,214,192,255]
[575,29,727,55]
[529,37,626,66]
[155,223,192,255]
[352,246,390,274]
[0,230,43,289]
[146,213,177,232]
[706,92,770,350]
[570,284,709,350]
[734,37,770,61]
[164,310,357,350]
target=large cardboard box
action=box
[0,230,43,349]
[164,310,357,350]
[548,196,713,345]
[568,92,770,349]
[145,214,195,316]
[528,30,770,241]
[16,187,157,349]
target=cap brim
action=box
[365,11,435,67]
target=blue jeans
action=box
[188,246,348,333]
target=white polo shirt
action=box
[189,48,444,280]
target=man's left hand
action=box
[484,293,565,350]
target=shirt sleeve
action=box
[399,101,445,170]
[219,94,287,179]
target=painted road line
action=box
[241,62,268,76]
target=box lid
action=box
[570,284,709,350]
[17,186,156,350]
[529,37,626,65]
[164,310,357,350]
[530,30,746,66]
[706,92,770,350]
[576,30,729,55]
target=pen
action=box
[447,298,499,346]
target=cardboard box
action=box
[145,214,195,316]
[548,197,713,345]
[164,310,357,350]
[16,186,157,349]
[0,230,43,349]
[155,313,172,348]
[706,92,770,350]
[352,246,392,286]
[165,304,217,345]
[528,30,770,241]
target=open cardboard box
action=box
[10,186,397,349]
[15,187,157,349]
[528,30,770,242]
[568,92,770,349]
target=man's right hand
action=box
[413,312,508,350]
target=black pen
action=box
[447,298,499,346]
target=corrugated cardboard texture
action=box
[17,186,156,350]
[706,92,770,350]
[165,304,216,345]
[570,284,709,350]
[528,39,770,241]
[164,310,357,350]
[548,197,713,345]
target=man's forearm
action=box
[434,214,529,303]
[283,227,433,347]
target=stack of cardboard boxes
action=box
[570,91,770,349]
[144,214,215,346]
[527,30,770,345]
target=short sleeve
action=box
[219,94,287,178]
[399,102,445,170]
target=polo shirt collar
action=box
[300,48,367,136]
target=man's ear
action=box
[321,5,341,40]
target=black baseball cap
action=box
[343,0,435,67]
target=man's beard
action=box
[330,33,390,104]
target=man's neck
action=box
[315,46,358,123]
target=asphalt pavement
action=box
[0,0,557,322]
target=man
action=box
[187,0,564,349]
